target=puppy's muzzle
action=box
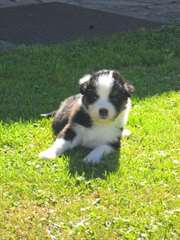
[99,108,108,119]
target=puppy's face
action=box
[79,70,134,123]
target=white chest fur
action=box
[80,123,121,148]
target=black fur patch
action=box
[112,71,120,80]
[72,107,92,128]
[112,70,135,96]
[82,91,98,107]
[81,77,99,107]
[109,80,128,113]
[109,139,120,149]
[52,117,68,135]
[59,127,76,141]
[52,94,81,135]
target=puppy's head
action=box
[79,70,134,123]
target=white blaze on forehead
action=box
[97,71,114,98]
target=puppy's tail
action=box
[40,110,56,118]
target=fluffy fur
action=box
[39,70,134,163]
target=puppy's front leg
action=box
[84,144,114,164]
[39,138,71,159]
[39,126,79,159]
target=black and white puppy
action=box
[39,70,134,163]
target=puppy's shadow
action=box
[67,147,120,179]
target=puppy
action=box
[39,70,134,163]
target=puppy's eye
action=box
[87,93,98,103]
[89,94,98,101]
[110,91,120,99]
[84,90,98,104]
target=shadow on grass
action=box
[66,147,120,179]
[0,26,179,122]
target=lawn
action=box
[0,26,180,239]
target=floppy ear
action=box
[79,74,91,94]
[113,70,135,96]
[124,81,135,96]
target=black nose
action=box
[99,108,108,118]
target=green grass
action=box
[0,26,180,239]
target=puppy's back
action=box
[52,94,81,135]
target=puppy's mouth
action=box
[95,117,113,125]
[91,112,115,124]
[99,115,108,119]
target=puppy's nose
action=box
[99,108,108,118]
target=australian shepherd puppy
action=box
[39,70,134,163]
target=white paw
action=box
[83,152,101,164]
[122,129,131,137]
[39,148,57,159]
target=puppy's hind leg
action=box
[39,125,80,159]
